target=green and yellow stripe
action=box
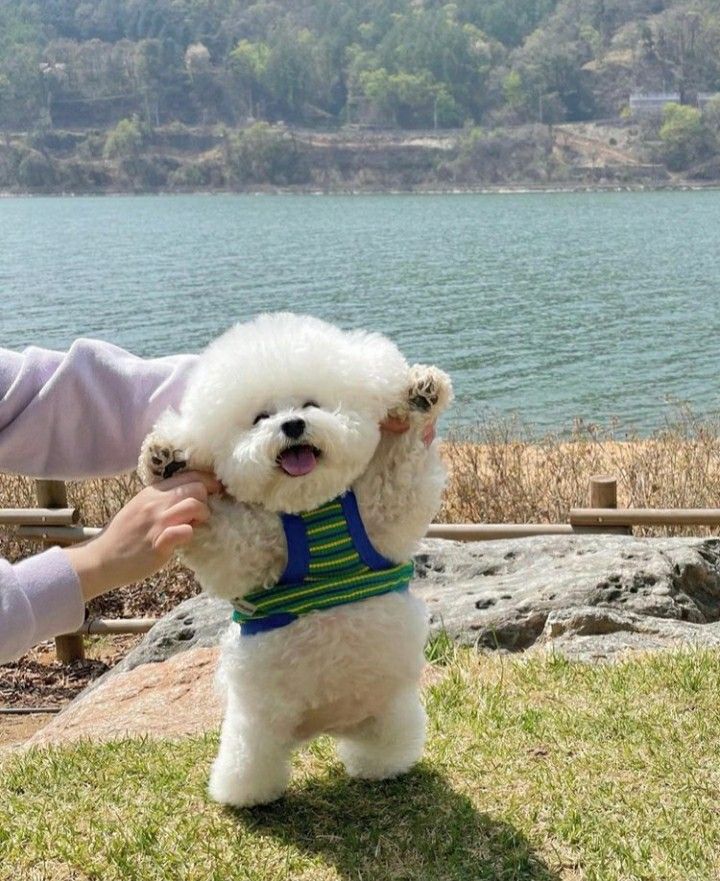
[232,495,413,623]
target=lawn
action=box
[2,647,720,881]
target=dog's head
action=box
[178,313,408,513]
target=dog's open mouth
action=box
[277,444,322,477]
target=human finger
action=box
[157,477,220,506]
[157,470,222,495]
[380,416,410,434]
[153,523,194,555]
[159,497,210,529]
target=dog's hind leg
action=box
[336,688,426,781]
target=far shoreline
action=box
[3,181,720,198]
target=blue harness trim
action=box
[240,611,300,635]
[339,491,395,570]
[278,512,309,584]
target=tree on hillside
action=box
[0,48,45,134]
[359,68,459,128]
[134,38,186,124]
[0,2,44,133]
[185,42,220,124]
[510,24,596,123]
[454,0,561,47]
[228,40,270,119]
[3,0,720,134]
[103,115,145,158]
[659,102,715,170]
[370,7,497,120]
[262,27,330,121]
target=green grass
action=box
[3,649,720,881]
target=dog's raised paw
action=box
[139,439,187,483]
[407,364,453,416]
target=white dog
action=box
[138,313,452,807]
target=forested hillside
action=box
[2,0,720,131]
[2,0,720,191]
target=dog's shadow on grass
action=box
[230,765,561,881]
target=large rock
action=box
[71,592,231,706]
[100,592,232,679]
[413,534,720,659]
[101,535,720,674]
[26,647,223,749]
[536,606,720,662]
[25,535,720,747]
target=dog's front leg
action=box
[208,688,299,808]
[137,408,212,485]
[355,364,453,563]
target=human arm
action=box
[0,339,202,664]
[0,339,197,479]
[356,365,452,562]
[0,549,85,665]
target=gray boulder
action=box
[83,593,231,695]
[413,534,720,658]
[105,535,720,677]
[536,606,720,661]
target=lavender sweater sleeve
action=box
[0,340,197,664]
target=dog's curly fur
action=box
[138,313,452,807]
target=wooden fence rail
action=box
[3,475,720,663]
[570,508,720,528]
[0,508,79,527]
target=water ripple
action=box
[2,192,720,434]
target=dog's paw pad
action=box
[146,443,187,480]
[407,365,453,415]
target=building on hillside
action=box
[629,93,681,117]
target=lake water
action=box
[1,191,720,435]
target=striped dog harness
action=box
[232,491,414,635]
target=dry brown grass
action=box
[440,411,720,536]
[3,410,720,618]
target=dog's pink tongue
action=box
[279,446,317,476]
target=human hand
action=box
[63,471,221,601]
[380,416,436,447]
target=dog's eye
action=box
[303,401,319,409]
[253,412,270,425]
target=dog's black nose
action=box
[281,418,306,440]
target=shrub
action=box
[103,116,146,160]
[702,94,720,135]
[225,123,310,185]
[442,124,555,183]
[119,155,177,189]
[169,158,225,189]
[16,149,56,188]
[75,131,106,160]
[58,160,111,192]
[658,103,715,171]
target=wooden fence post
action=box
[35,479,86,663]
[587,475,631,535]
[589,476,618,510]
